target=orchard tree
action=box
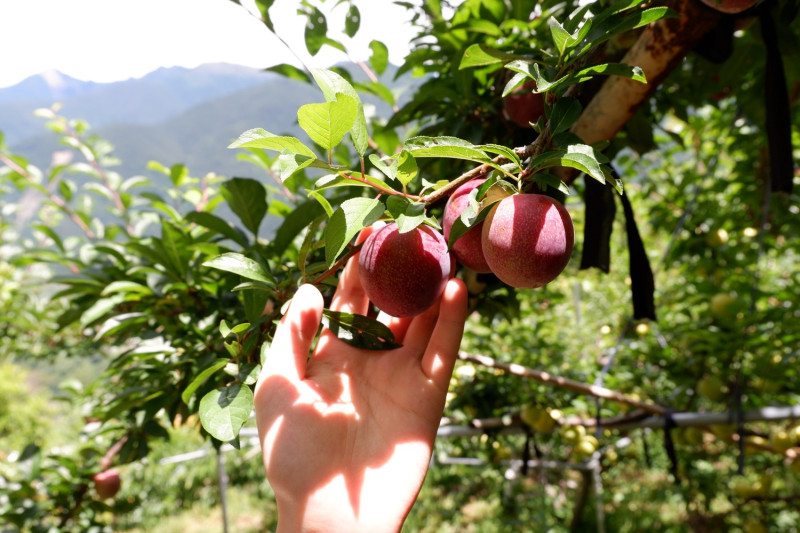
[1,0,798,530]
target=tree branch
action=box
[458,350,667,415]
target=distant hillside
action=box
[0,64,270,144]
[4,62,417,245]
[10,75,323,183]
[7,62,413,185]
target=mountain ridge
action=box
[0,63,271,144]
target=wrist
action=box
[274,485,407,533]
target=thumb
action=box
[259,284,323,384]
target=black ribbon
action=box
[619,179,657,321]
[580,175,616,273]
[760,5,794,194]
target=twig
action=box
[100,434,129,471]
[307,242,365,286]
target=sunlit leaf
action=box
[203,252,274,284]
[199,383,253,442]
[298,94,358,151]
[324,197,384,267]
[310,69,369,156]
[369,40,389,75]
[228,129,316,158]
[181,359,230,405]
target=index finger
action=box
[327,223,383,316]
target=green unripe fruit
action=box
[710,292,737,321]
[697,375,727,402]
[743,520,767,533]
[769,429,795,453]
[561,425,586,445]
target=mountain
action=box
[0,70,101,103]
[6,62,412,183]
[0,64,270,144]
[8,74,324,184]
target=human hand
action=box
[254,225,468,533]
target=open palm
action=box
[254,226,468,533]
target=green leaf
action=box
[480,144,522,169]
[58,179,75,202]
[396,150,418,187]
[573,63,647,84]
[253,0,276,31]
[308,190,334,217]
[369,40,389,75]
[277,152,345,182]
[185,211,249,248]
[314,172,389,192]
[265,63,312,83]
[32,223,65,252]
[243,290,270,324]
[445,179,511,249]
[221,177,267,236]
[198,383,254,442]
[578,6,676,58]
[304,6,328,56]
[369,153,397,180]
[403,136,494,167]
[549,97,583,135]
[531,173,572,196]
[228,129,316,158]
[324,197,385,267]
[344,4,360,37]
[101,281,152,297]
[182,359,230,405]
[156,219,188,280]
[298,94,358,151]
[277,152,316,182]
[459,43,520,69]
[321,309,402,350]
[310,69,369,156]
[353,79,396,105]
[386,196,427,233]
[203,253,275,284]
[560,144,607,184]
[505,60,556,93]
[272,199,326,256]
[80,295,126,329]
[549,18,571,57]
[94,312,148,340]
[169,164,188,186]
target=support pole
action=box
[217,447,230,533]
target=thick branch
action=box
[564,0,723,184]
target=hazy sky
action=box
[0,0,418,88]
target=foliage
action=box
[1,0,799,530]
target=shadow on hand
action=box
[257,350,441,527]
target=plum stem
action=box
[307,242,365,286]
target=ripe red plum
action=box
[443,178,491,273]
[359,223,452,318]
[481,194,574,289]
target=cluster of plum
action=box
[359,179,574,318]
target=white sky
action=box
[0,0,418,88]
